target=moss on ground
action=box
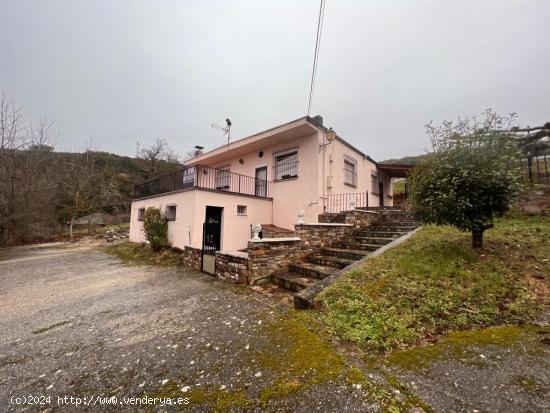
[253,311,343,404]
[146,311,431,412]
[103,241,183,267]
[317,215,550,352]
[509,374,547,394]
[382,325,529,371]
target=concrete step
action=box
[374,221,420,228]
[354,230,407,238]
[321,247,370,261]
[308,255,354,269]
[289,262,339,279]
[352,236,395,246]
[271,272,317,292]
[367,225,418,232]
[374,217,419,222]
[333,242,382,252]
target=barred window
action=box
[344,157,357,187]
[237,205,247,215]
[274,148,298,180]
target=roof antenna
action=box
[212,118,232,150]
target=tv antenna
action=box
[211,118,232,149]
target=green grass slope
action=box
[317,215,550,352]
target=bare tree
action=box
[100,177,129,216]
[183,146,204,161]
[58,143,99,238]
[0,94,57,245]
[137,138,181,179]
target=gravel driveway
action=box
[0,243,373,412]
[2,243,547,413]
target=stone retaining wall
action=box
[248,238,303,281]
[342,210,378,228]
[182,246,201,271]
[215,252,250,284]
[248,224,355,281]
[294,224,354,249]
[318,209,378,227]
[182,210,379,284]
[318,213,346,223]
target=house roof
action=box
[377,163,416,178]
[305,116,378,165]
[184,115,379,167]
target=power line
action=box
[307,0,326,116]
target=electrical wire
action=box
[307,0,326,116]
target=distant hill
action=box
[2,148,182,245]
[48,151,181,205]
[381,153,434,165]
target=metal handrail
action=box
[326,192,368,213]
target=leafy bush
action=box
[409,110,521,247]
[142,207,168,251]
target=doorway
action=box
[255,166,267,197]
[201,206,223,274]
[379,182,384,207]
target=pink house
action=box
[129,116,401,272]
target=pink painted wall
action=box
[129,189,273,251]
[193,190,272,251]
[199,132,322,229]
[319,139,393,208]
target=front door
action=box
[255,166,267,197]
[379,182,384,207]
[201,206,223,274]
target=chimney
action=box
[311,115,323,126]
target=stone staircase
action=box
[271,209,421,293]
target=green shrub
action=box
[409,110,521,248]
[142,207,168,251]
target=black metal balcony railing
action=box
[326,192,368,213]
[134,165,270,199]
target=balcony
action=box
[133,165,270,200]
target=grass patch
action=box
[318,215,550,352]
[103,241,182,267]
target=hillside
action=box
[1,148,181,245]
[381,153,433,165]
[55,151,179,200]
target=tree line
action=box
[0,94,182,246]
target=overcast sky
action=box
[1,0,549,161]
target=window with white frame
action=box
[371,173,379,194]
[165,205,177,221]
[273,147,298,180]
[344,157,357,187]
[215,166,230,190]
[137,208,145,221]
